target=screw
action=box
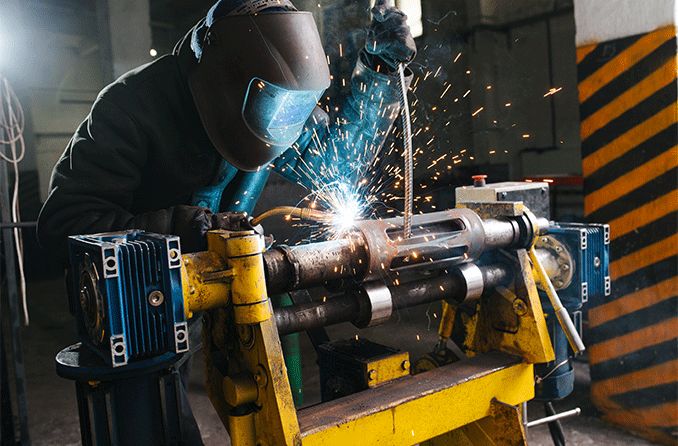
[561,264,570,271]
[401,360,411,371]
[148,290,164,307]
[368,369,378,381]
[594,256,601,268]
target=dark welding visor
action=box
[189,12,330,171]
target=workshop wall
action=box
[574,0,677,443]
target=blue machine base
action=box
[56,343,188,445]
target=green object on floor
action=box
[271,294,303,407]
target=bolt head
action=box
[368,369,378,381]
[401,360,411,371]
[148,290,165,307]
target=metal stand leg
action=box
[0,142,30,446]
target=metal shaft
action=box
[275,263,512,336]
[263,210,539,296]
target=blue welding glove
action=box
[365,0,417,71]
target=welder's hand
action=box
[365,0,417,70]
[209,212,251,232]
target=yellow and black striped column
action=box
[577,25,677,445]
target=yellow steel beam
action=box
[298,352,534,446]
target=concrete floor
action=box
[23,278,655,446]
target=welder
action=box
[38,0,416,254]
[37,0,416,443]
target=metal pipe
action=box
[0,221,36,229]
[526,408,581,428]
[263,235,368,295]
[275,263,512,335]
[263,209,540,296]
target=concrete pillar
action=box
[96,0,153,82]
[573,2,677,444]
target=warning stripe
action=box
[589,277,677,327]
[582,104,677,177]
[588,318,677,365]
[579,26,676,103]
[611,256,676,302]
[590,339,676,383]
[584,148,678,215]
[610,233,678,279]
[580,37,677,122]
[581,58,677,140]
[576,44,596,64]
[578,26,677,443]
[607,192,678,241]
[586,169,677,227]
[592,359,678,401]
[610,213,677,261]
[603,402,678,429]
[584,124,677,195]
[587,297,676,345]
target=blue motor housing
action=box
[68,231,189,367]
[535,222,610,400]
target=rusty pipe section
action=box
[263,234,368,295]
[264,208,540,295]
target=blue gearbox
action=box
[534,222,610,400]
[68,231,189,367]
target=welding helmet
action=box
[188,11,330,171]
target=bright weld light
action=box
[332,195,360,233]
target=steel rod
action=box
[275,263,512,335]
[526,408,581,428]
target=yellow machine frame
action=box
[181,212,555,445]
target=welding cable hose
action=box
[250,206,331,227]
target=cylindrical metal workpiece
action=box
[275,263,513,335]
[263,209,541,297]
[274,295,360,335]
[263,236,368,295]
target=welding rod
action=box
[398,62,414,239]
[274,263,512,335]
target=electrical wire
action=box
[0,76,29,326]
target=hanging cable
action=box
[0,76,29,326]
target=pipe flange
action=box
[535,235,574,290]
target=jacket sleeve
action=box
[274,51,412,189]
[37,87,210,258]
